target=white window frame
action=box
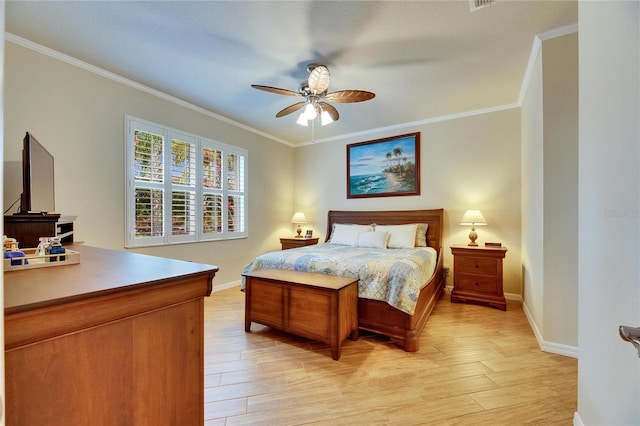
[125,115,248,248]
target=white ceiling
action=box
[6,1,577,146]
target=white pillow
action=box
[374,224,418,248]
[354,231,389,249]
[329,224,372,245]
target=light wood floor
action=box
[203,287,577,425]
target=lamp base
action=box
[296,226,303,238]
[468,227,478,246]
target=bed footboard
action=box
[358,249,445,351]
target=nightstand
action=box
[450,245,508,311]
[280,237,319,250]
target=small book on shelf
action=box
[485,242,502,247]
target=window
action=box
[125,115,247,247]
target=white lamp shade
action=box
[303,103,317,120]
[296,113,309,126]
[320,110,334,126]
[290,212,307,224]
[460,210,487,226]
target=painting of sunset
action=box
[347,132,420,198]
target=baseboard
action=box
[522,301,579,359]
[505,292,522,302]
[213,279,241,292]
[522,301,544,345]
[541,341,579,358]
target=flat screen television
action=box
[18,132,56,214]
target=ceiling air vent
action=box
[470,0,496,12]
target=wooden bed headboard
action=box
[326,209,444,252]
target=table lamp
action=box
[460,210,487,246]
[290,212,307,238]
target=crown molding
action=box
[298,102,520,147]
[5,32,294,147]
[7,23,577,149]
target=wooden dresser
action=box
[450,245,508,311]
[4,244,218,425]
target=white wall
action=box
[520,32,579,357]
[3,41,295,287]
[542,33,579,349]
[577,1,640,424]
[294,109,523,296]
[521,42,545,337]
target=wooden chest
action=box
[243,269,359,360]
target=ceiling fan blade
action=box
[324,90,375,103]
[319,102,339,121]
[251,84,302,97]
[275,102,306,118]
[307,65,331,94]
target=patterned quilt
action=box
[242,243,438,315]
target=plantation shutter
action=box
[130,122,166,246]
[169,133,197,243]
[126,115,248,247]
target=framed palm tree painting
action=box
[346,132,420,199]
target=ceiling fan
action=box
[251,63,375,127]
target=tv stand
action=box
[4,214,76,248]
[16,211,52,215]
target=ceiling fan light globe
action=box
[296,113,309,126]
[320,110,334,126]
[303,103,317,120]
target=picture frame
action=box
[305,229,313,238]
[347,132,420,198]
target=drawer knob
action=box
[475,282,480,286]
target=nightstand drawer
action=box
[456,257,497,276]
[457,274,498,294]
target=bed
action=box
[243,209,445,351]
